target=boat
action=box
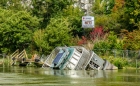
[85,51,118,70]
[60,46,83,70]
[86,51,105,70]
[59,47,75,69]
[51,47,69,69]
[43,46,83,70]
[42,46,118,70]
[103,59,118,70]
[42,47,65,67]
[72,46,91,70]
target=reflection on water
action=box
[0,65,140,86]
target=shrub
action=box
[103,56,128,69]
[112,57,128,69]
[93,31,123,55]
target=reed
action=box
[0,56,11,67]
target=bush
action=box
[34,16,74,54]
[112,57,128,69]
[93,31,123,55]
[102,56,128,69]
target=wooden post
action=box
[136,59,137,69]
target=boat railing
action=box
[75,47,91,70]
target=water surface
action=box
[0,65,140,86]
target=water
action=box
[0,65,140,86]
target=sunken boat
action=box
[42,46,118,70]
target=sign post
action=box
[82,16,94,28]
[82,16,94,36]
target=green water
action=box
[0,65,140,86]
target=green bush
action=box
[102,56,128,69]
[33,16,74,54]
[100,53,140,69]
[112,57,128,69]
[0,8,39,53]
[93,32,123,55]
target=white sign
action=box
[82,16,94,28]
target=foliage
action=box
[0,0,74,28]
[62,5,84,36]
[90,26,105,41]
[0,0,8,8]
[113,57,128,69]
[102,56,128,69]
[77,36,87,46]
[104,0,115,14]
[0,0,139,57]
[107,32,122,49]
[110,57,128,69]
[38,16,74,54]
[0,0,27,11]
[95,11,122,33]
[93,0,125,33]
[121,29,140,50]
[92,0,107,15]
[0,8,39,53]
[112,0,125,12]
[33,29,46,54]
[94,31,123,49]
[92,0,115,15]
[121,0,140,31]
[128,59,140,68]
[31,0,73,28]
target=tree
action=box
[112,0,125,12]
[62,5,84,36]
[33,16,74,54]
[33,29,46,54]
[121,0,140,31]
[0,0,8,8]
[92,0,115,15]
[94,31,123,50]
[31,0,73,28]
[0,0,27,11]
[0,8,39,53]
[121,29,140,50]
[93,0,124,33]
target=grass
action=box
[0,56,11,67]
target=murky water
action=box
[0,65,140,86]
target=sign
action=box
[82,16,94,28]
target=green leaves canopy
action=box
[33,16,74,54]
[0,8,39,53]
[121,0,140,31]
[31,0,73,28]
[121,29,140,50]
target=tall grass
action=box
[0,56,11,67]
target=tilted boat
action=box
[86,51,105,70]
[85,51,118,70]
[72,46,91,70]
[42,47,62,67]
[42,46,118,70]
[43,46,84,70]
[103,59,118,70]
[51,47,69,69]
[62,47,84,70]
[59,47,80,70]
